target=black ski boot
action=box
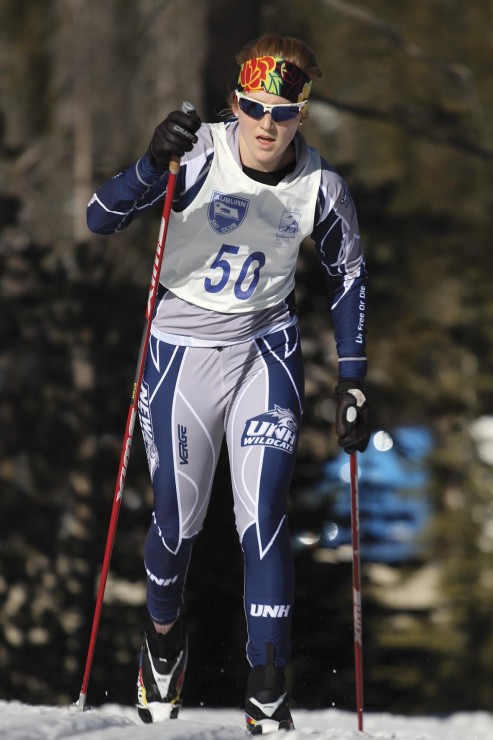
[136,615,187,723]
[245,644,294,734]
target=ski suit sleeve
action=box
[86,125,214,234]
[86,152,172,234]
[311,159,367,381]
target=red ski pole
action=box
[349,450,364,731]
[77,102,195,711]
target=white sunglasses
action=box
[236,91,307,122]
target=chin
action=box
[255,151,281,168]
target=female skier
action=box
[87,33,371,734]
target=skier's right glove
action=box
[335,379,371,454]
[147,109,201,169]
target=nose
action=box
[259,112,274,127]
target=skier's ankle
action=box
[153,619,176,635]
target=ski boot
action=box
[136,615,187,723]
[245,644,294,734]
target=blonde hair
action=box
[226,34,321,109]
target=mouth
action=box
[257,134,276,146]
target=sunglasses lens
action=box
[271,106,301,122]
[238,98,264,119]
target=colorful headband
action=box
[237,56,312,104]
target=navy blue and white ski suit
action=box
[87,119,367,668]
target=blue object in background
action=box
[302,427,433,564]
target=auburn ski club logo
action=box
[241,405,298,454]
[139,381,159,480]
[208,191,249,234]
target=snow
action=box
[1,702,492,739]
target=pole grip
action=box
[181,100,195,115]
[169,101,196,174]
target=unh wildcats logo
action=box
[276,210,301,239]
[208,191,249,234]
[241,405,298,454]
[339,185,353,207]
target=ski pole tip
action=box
[74,692,89,711]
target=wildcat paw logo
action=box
[139,381,159,480]
[276,210,301,239]
[339,185,352,207]
[208,191,249,234]
[241,405,298,454]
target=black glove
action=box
[335,379,371,453]
[147,109,201,169]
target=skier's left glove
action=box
[335,379,371,453]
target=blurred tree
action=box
[0,0,492,714]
